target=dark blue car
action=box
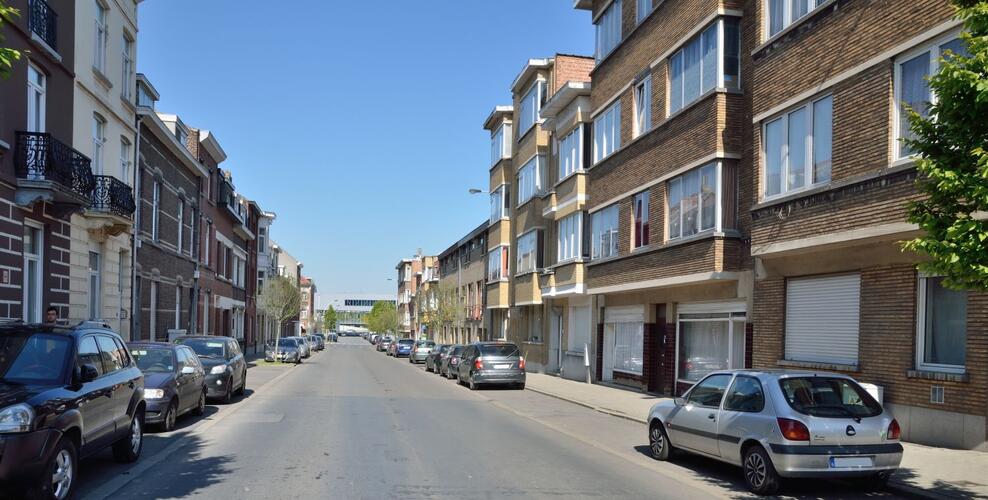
[394,338,414,358]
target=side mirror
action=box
[80,364,100,383]
[181,366,196,375]
[674,397,686,407]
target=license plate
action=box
[495,364,510,369]
[829,456,874,468]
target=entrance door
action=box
[548,308,562,374]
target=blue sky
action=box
[138,1,593,294]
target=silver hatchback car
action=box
[647,369,902,495]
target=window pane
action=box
[686,373,732,406]
[787,107,807,190]
[899,51,931,156]
[769,0,784,36]
[77,337,104,376]
[679,321,729,382]
[813,96,833,183]
[700,164,716,231]
[791,0,810,20]
[682,170,700,236]
[668,179,682,239]
[612,322,643,374]
[670,53,683,113]
[701,25,718,93]
[924,277,967,366]
[723,18,741,89]
[683,39,701,105]
[940,38,969,59]
[724,376,765,412]
[765,118,784,196]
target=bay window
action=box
[668,17,741,115]
[490,184,509,223]
[518,81,546,137]
[633,191,649,248]
[491,123,512,166]
[768,0,828,38]
[516,231,539,274]
[763,95,832,198]
[591,204,619,259]
[557,212,583,263]
[517,155,544,206]
[667,162,728,240]
[595,0,622,62]
[917,275,967,372]
[633,76,652,138]
[895,35,967,159]
[558,125,583,179]
[487,246,509,282]
[593,102,621,163]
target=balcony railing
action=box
[14,132,95,200]
[28,0,57,50]
[91,175,135,217]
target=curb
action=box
[524,385,649,425]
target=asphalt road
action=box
[74,337,909,499]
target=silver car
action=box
[647,370,902,495]
[409,340,435,364]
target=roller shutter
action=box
[785,274,860,366]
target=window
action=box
[27,63,46,133]
[258,270,265,295]
[763,95,832,198]
[608,322,643,374]
[516,231,538,274]
[518,81,546,137]
[177,199,184,251]
[593,101,621,163]
[917,276,967,371]
[491,123,512,165]
[94,1,108,73]
[175,125,188,146]
[768,0,828,38]
[557,212,583,263]
[487,246,508,282]
[567,305,592,353]
[595,0,621,61]
[120,138,132,186]
[95,335,124,373]
[558,125,583,179]
[516,155,544,206]
[895,36,967,159]
[22,223,42,323]
[149,281,158,341]
[633,191,649,248]
[636,0,651,23]
[591,204,619,259]
[88,252,101,319]
[634,77,652,138]
[678,311,746,383]
[121,35,134,100]
[151,180,161,240]
[686,374,732,407]
[668,18,741,114]
[490,184,509,223]
[785,274,861,366]
[77,337,104,376]
[258,227,267,251]
[92,115,105,175]
[724,376,765,412]
[667,163,718,239]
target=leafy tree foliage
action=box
[0,1,22,79]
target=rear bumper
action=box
[769,443,903,478]
[410,352,430,361]
[395,350,411,357]
[472,370,526,385]
[0,428,62,484]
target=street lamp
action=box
[468,188,486,194]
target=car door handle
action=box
[707,413,716,420]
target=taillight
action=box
[777,418,810,441]
[887,419,901,440]
[518,357,526,370]
[474,357,484,370]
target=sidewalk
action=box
[525,372,988,499]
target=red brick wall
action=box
[553,54,594,94]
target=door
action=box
[668,373,732,457]
[76,336,114,450]
[95,335,131,435]
[27,63,45,133]
[548,308,562,374]
[175,348,195,412]
[228,339,245,389]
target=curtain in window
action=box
[679,321,729,382]
[701,25,718,93]
[899,52,930,156]
[765,119,784,196]
[610,322,643,374]
[924,277,967,366]
[787,107,807,190]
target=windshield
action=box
[131,347,176,373]
[779,377,882,418]
[0,333,71,384]
[277,339,296,348]
[479,344,519,357]
[416,341,435,348]
[178,338,227,359]
[398,339,414,346]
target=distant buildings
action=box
[317,292,395,333]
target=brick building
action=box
[253,205,277,346]
[437,221,488,344]
[300,276,316,333]
[396,257,420,336]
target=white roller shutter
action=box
[785,274,860,366]
[604,305,644,324]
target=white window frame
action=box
[491,123,512,166]
[675,310,747,385]
[633,76,652,138]
[557,212,583,263]
[92,115,105,176]
[516,230,538,275]
[516,155,544,206]
[636,0,651,23]
[490,184,509,223]
[151,180,161,240]
[94,0,108,73]
[893,31,963,161]
[633,191,649,248]
[765,0,827,40]
[121,33,135,100]
[667,162,722,240]
[607,321,644,375]
[591,204,620,260]
[22,221,43,323]
[915,275,967,374]
[120,138,132,186]
[593,101,621,164]
[595,0,622,62]
[518,81,545,138]
[558,124,583,180]
[487,246,508,283]
[668,17,740,115]
[27,63,46,134]
[761,95,832,199]
[88,251,101,319]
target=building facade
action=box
[414,254,439,339]
[317,292,395,334]
[271,241,301,336]
[252,202,276,348]
[437,221,488,345]
[396,257,420,336]
[300,276,316,333]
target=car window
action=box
[180,338,227,359]
[0,333,71,384]
[480,344,519,357]
[228,340,241,358]
[779,377,882,418]
[723,376,765,412]
[184,348,202,369]
[77,336,105,377]
[686,374,732,408]
[176,348,190,370]
[113,337,132,367]
[95,335,125,373]
[131,347,176,373]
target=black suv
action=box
[0,322,145,499]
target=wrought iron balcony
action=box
[28,0,58,51]
[91,175,135,218]
[14,132,94,207]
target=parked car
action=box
[441,345,464,378]
[377,336,393,352]
[266,338,302,364]
[129,342,207,432]
[0,322,145,499]
[425,344,450,372]
[311,334,326,350]
[410,340,435,364]
[457,342,526,390]
[287,336,311,358]
[646,370,903,495]
[370,334,380,345]
[175,336,247,403]
[306,335,323,352]
[394,338,414,358]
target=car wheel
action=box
[235,371,247,396]
[112,410,144,463]
[742,445,781,495]
[223,378,233,404]
[425,363,432,373]
[29,436,77,500]
[468,378,477,390]
[649,422,671,460]
[192,389,206,416]
[161,400,177,432]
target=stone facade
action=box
[437,222,488,344]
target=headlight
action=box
[210,365,227,375]
[143,388,165,400]
[0,403,34,433]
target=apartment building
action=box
[0,0,85,323]
[253,204,277,346]
[437,221,488,345]
[574,0,751,395]
[300,276,316,333]
[745,0,985,450]
[272,241,301,336]
[396,257,420,336]
[67,0,138,335]
[131,75,205,341]
[415,254,440,339]
[484,105,513,342]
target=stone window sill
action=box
[778,359,859,372]
[906,369,969,383]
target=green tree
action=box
[322,305,337,331]
[0,1,22,79]
[416,285,461,340]
[902,0,988,290]
[365,301,397,335]
[259,275,302,360]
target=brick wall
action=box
[553,54,594,93]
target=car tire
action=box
[235,371,246,396]
[112,410,144,463]
[468,378,478,390]
[161,400,177,432]
[192,389,206,416]
[222,378,233,404]
[30,436,77,500]
[742,445,781,496]
[649,422,671,461]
